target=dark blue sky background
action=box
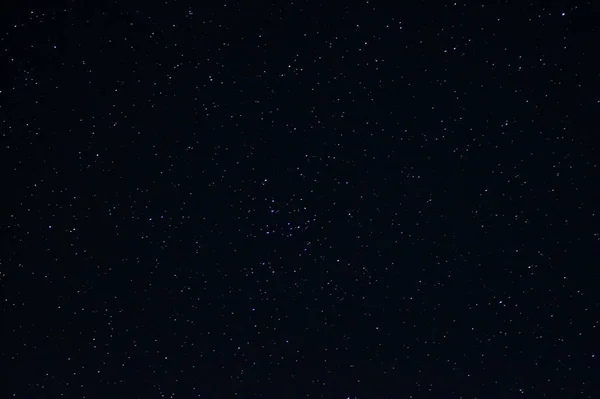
[2,1,599,398]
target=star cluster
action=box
[2,1,599,398]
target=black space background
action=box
[2,1,600,398]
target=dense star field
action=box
[2,1,599,398]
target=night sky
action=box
[2,1,600,398]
